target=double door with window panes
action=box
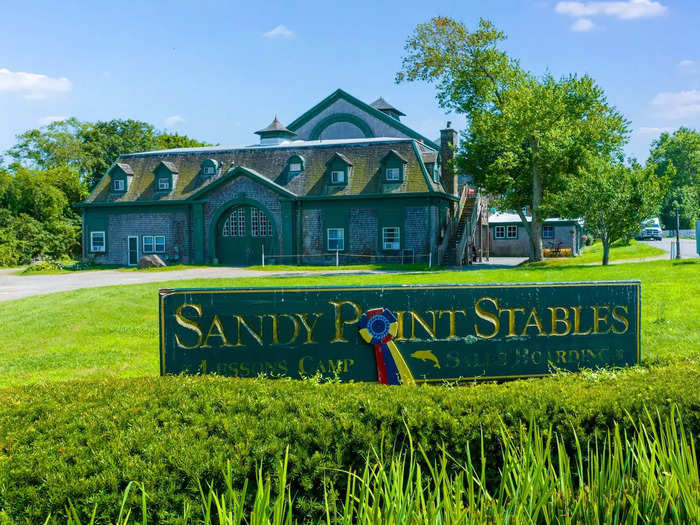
[216,205,275,266]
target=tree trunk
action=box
[602,235,610,266]
[528,165,544,262]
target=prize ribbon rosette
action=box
[359,308,415,385]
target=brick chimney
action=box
[440,121,458,196]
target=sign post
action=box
[159,281,640,383]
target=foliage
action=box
[0,261,698,387]
[0,165,84,265]
[6,118,210,189]
[397,17,629,261]
[21,259,64,274]
[556,157,664,264]
[648,127,700,229]
[0,365,699,523]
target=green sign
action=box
[159,281,640,383]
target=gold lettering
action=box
[329,300,362,343]
[298,355,312,375]
[266,314,299,345]
[556,350,567,363]
[201,315,232,348]
[521,307,545,336]
[408,310,438,341]
[474,297,500,339]
[233,314,264,346]
[499,307,526,337]
[571,306,592,335]
[548,306,571,336]
[174,303,203,349]
[592,306,610,334]
[611,305,630,334]
[438,310,467,340]
[295,313,323,344]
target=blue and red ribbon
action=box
[359,308,415,386]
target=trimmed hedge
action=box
[1,363,699,523]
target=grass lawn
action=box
[542,239,667,266]
[0,259,698,388]
[247,263,443,271]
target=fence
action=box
[258,248,437,267]
[663,229,696,238]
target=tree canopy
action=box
[397,17,629,261]
[648,127,700,229]
[1,118,208,265]
[7,118,209,189]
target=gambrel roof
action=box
[81,137,449,205]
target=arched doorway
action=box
[215,205,276,266]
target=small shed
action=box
[488,212,584,257]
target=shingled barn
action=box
[78,89,486,266]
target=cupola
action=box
[370,97,406,121]
[255,116,297,146]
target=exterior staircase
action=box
[443,200,474,266]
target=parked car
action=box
[637,226,663,241]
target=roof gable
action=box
[288,89,439,150]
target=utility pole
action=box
[675,207,681,259]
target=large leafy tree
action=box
[396,18,629,261]
[556,157,664,265]
[7,118,209,189]
[648,127,700,229]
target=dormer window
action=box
[109,162,133,192]
[201,159,219,177]
[380,150,407,184]
[153,161,178,193]
[286,155,305,181]
[386,168,401,181]
[325,152,352,187]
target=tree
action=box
[396,17,629,261]
[648,128,700,229]
[7,118,210,188]
[557,157,664,265]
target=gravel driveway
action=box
[639,237,699,259]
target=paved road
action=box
[639,237,699,259]
[0,257,528,303]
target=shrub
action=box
[0,363,699,523]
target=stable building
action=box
[488,212,584,258]
[78,89,485,266]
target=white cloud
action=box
[650,90,700,119]
[555,0,668,20]
[164,115,185,127]
[571,18,596,31]
[633,126,672,137]
[38,115,68,126]
[678,59,697,73]
[0,68,72,99]
[263,25,295,39]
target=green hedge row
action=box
[1,362,699,523]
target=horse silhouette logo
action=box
[410,350,440,369]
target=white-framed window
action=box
[542,225,554,239]
[222,208,245,237]
[327,228,344,251]
[113,179,125,191]
[158,178,170,190]
[494,226,506,239]
[90,231,105,252]
[382,227,400,250]
[143,235,166,254]
[507,226,518,239]
[251,208,272,237]
[385,167,401,181]
[203,166,215,175]
[289,162,302,173]
[331,170,345,184]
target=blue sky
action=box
[1,0,698,163]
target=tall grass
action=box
[47,409,698,524]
